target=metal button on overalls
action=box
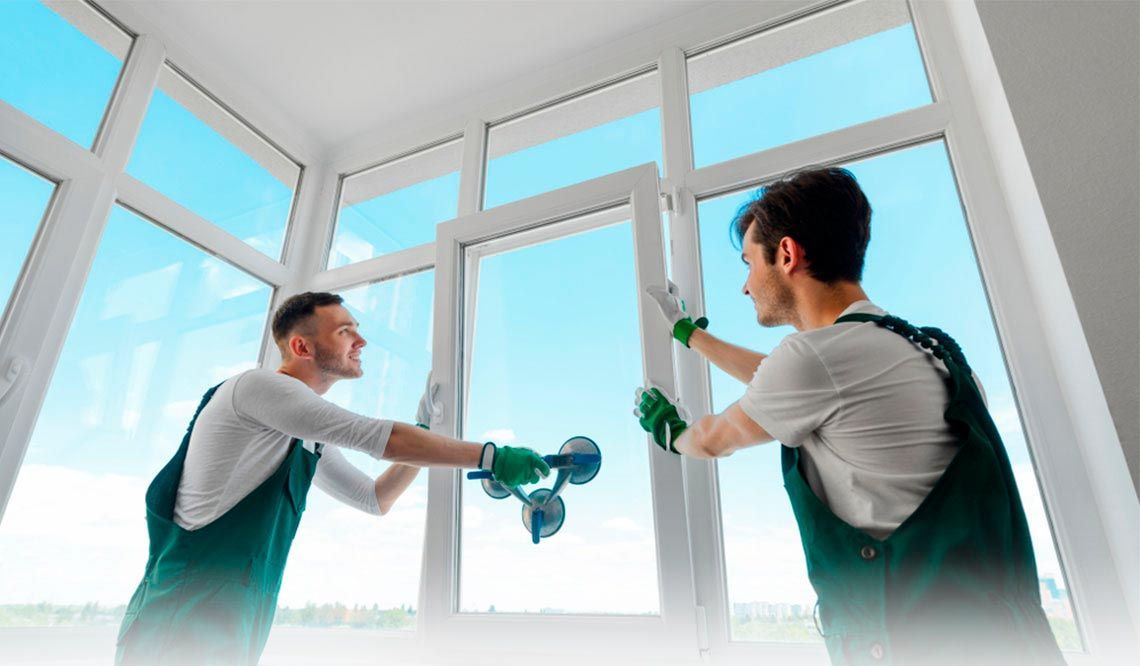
[780,313,1065,665]
[870,643,885,660]
[115,384,323,665]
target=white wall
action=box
[976,0,1140,498]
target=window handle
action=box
[0,356,27,404]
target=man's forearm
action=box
[688,329,767,383]
[673,416,718,459]
[383,423,485,468]
[374,463,421,515]
[673,403,774,459]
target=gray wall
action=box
[976,0,1139,497]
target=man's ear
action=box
[778,236,802,274]
[288,335,312,360]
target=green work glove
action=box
[490,445,551,487]
[414,375,440,430]
[633,386,689,454]
[645,281,709,348]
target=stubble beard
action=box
[314,344,362,380]
[756,276,797,329]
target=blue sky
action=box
[127,87,296,260]
[0,1,1074,645]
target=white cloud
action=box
[601,516,643,533]
[0,465,150,605]
[208,362,258,384]
[121,408,141,431]
[480,428,516,444]
[462,504,485,530]
[989,404,1023,437]
[162,399,199,422]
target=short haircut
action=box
[271,291,344,351]
[730,167,872,283]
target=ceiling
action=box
[102,1,712,157]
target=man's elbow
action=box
[684,417,728,458]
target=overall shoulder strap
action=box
[187,383,224,432]
[145,383,225,521]
[835,313,971,370]
[834,312,882,325]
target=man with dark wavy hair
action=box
[117,291,548,665]
[635,168,1062,665]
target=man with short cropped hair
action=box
[116,291,548,665]
[635,168,1063,665]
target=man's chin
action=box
[327,365,363,379]
[756,308,782,328]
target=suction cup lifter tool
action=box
[466,436,601,544]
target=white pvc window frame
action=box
[419,162,700,661]
[326,133,465,270]
[658,2,1137,664]
[0,0,1133,664]
[0,27,315,534]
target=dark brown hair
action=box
[271,291,344,349]
[731,167,872,283]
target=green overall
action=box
[115,384,321,665]
[783,314,1064,665]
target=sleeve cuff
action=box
[371,420,395,459]
[479,443,496,471]
[737,399,801,447]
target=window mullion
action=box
[0,100,102,182]
[0,31,164,523]
[457,118,488,215]
[685,102,949,200]
[309,244,435,294]
[0,172,115,521]
[94,33,163,173]
[659,43,728,657]
[115,174,289,286]
[629,167,704,656]
[259,162,339,367]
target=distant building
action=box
[1038,576,1073,620]
[732,601,812,622]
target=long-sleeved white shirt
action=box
[174,369,395,530]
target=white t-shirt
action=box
[174,369,395,530]
[738,300,976,540]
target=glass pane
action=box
[484,72,661,209]
[688,0,931,168]
[0,0,130,148]
[460,214,658,614]
[0,206,271,659]
[127,65,300,260]
[271,271,433,644]
[699,142,1080,648]
[0,154,55,318]
[331,141,461,268]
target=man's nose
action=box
[742,280,750,296]
[355,336,367,349]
